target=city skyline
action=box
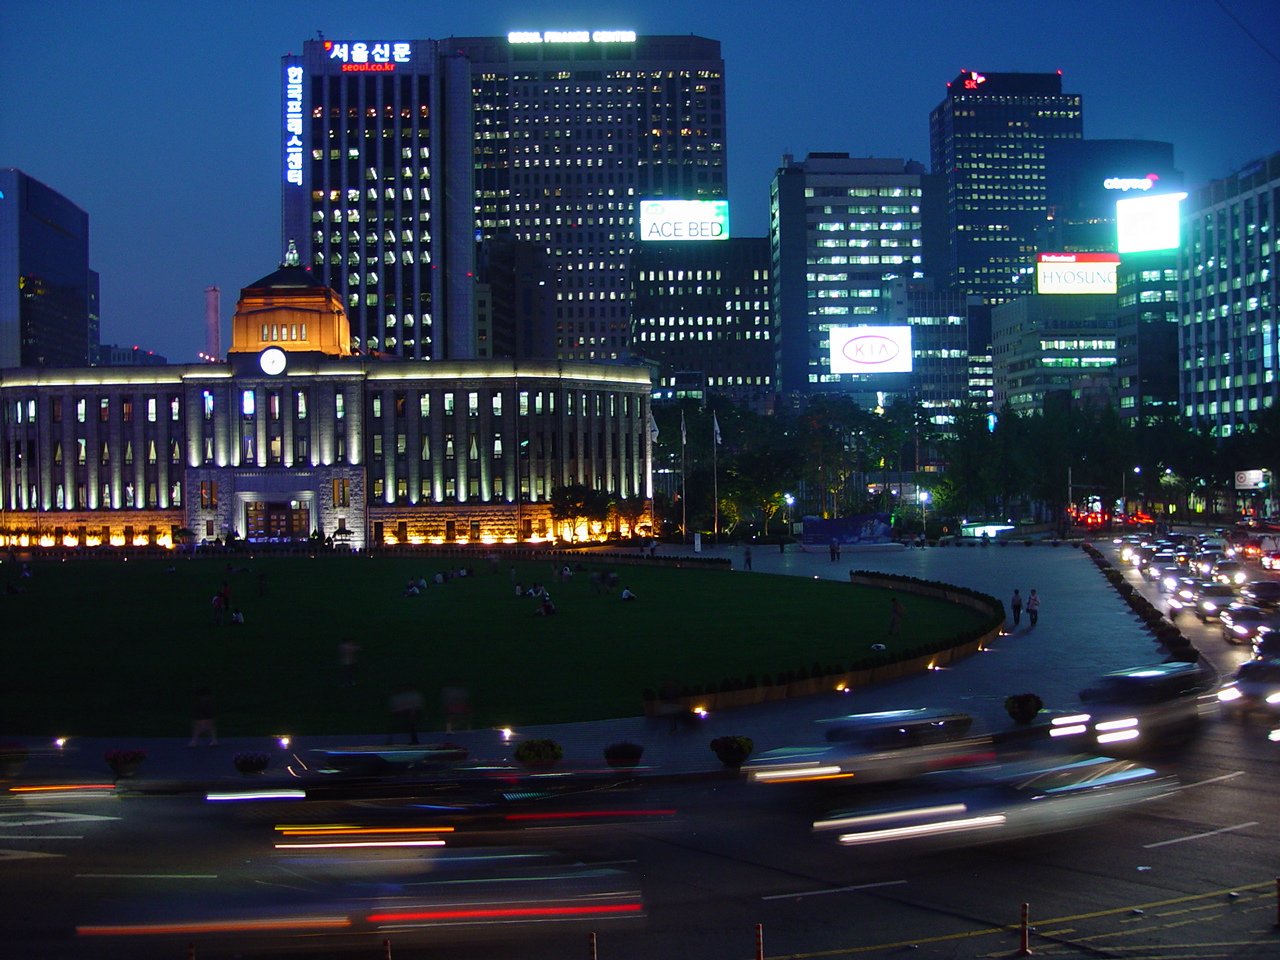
[2,0,1276,363]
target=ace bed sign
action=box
[830,326,913,374]
[638,200,729,241]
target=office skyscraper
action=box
[0,169,95,369]
[282,32,726,363]
[929,71,1083,304]
[770,153,925,397]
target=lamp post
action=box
[784,493,795,533]
[919,489,930,538]
[1121,465,1140,521]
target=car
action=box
[1217,660,1280,720]
[1219,604,1280,645]
[1166,578,1204,614]
[1191,581,1238,621]
[811,754,1176,850]
[743,708,994,785]
[1251,627,1280,660]
[1077,661,1217,748]
[1260,551,1280,571]
[1141,552,1175,578]
[1240,581,1280,610]
[1194,551,1225,576]
[1149,564,1183,591]
[1211,559,1249,586]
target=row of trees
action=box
[648,397,1280,539]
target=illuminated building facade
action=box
[0,262,654,550]
[282,32,726,363]
[770,154,927,396]
[991,293,1119,415]
[630,237,773,410]
[1040,140,1183,427]
[929,71,1083,304]
[0,169,96,369]
[1180,151,1280,436]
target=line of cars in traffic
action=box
[1117,528,1280,724]
[740,658,1214,851]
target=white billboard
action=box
[830,326,913,374]
[638,200,729,241]
[1116,192,1187,254]
[1036,253,1120,294]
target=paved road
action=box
[6,538,1278,959]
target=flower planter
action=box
[233,753,270,775]
[604,742,644,769]
[710,736,753,768]
[105,749,147,780]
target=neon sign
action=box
[1035,253,1120,295]
[283,65,304,186]
[508,30,637,44]
[829,326,914,375]
[638,200,729,241]
[323,41,411,64]
[1103,174,1159,192]
[962,71,986,89]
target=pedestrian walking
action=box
[189,687,218,746]
[1026,589,1040,627]
[888,596,905,635]
[1010,588,1023,626]
[743,546,752,571]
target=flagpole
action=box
[680,411,687,546]
[713,413,720,546]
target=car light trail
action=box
[503,809,677,821]
[367,902,643,923]
[838,814,1006,845]
[815,803,969,831]
[205,789,306,802]
[78,916,352,936]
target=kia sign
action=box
[638,200,729,241]
[830,326,913,375]
[1036,252,1120,294]
[1116,192,1187,254]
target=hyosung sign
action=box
[1036,252,1120,294]
[829,326,913,375]
[638,200,730,241]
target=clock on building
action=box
[259,347,287,375]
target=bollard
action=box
[588,931,598,959]
[755,922,764,960]
[384,937,392,959]
[1017,902,1033,956]
[187,943,195,960]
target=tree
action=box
[549,483,610,542]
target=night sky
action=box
[2,0,1276,362]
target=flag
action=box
[647,409,660,444]
[680,410,687,446]
[712,411,722,446]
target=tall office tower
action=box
[1181,151,1280,437]
[631,236,773,411]
[770,153,925,398]
[283,32,726,363]
[929,71,1083,304]
[0,169,94,369]
[1041,139,1182,427]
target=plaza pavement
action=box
[9,539,1185,790]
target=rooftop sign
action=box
[829,326,914,375]
[638,200,729,242]
[508,30,636,44]
[1036,252,1120,295]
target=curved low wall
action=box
[644,573,1005,715]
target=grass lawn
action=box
[0,553,990,737]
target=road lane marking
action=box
[762,879,907,901]
[1177,771,1245,790]
[1144,821,1257,848]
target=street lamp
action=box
[918,489,930,537]
[784,493,795,531]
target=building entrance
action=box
[245,500,311,542]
